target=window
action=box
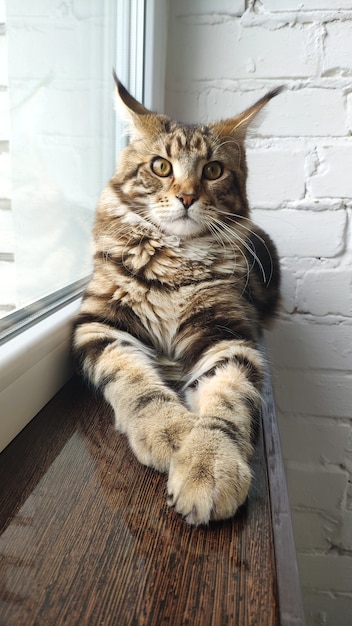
[0,0,168,452]
[1,1,117,323]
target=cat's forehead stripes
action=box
[163,124,213,162]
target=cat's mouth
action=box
[162,213,205,238]
[178,212,196,222]
[149,201,205,238]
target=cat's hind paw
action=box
[167,427,251,525]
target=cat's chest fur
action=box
[106,230,244,354]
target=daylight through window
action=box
[0,0,145,336]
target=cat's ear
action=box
[113,70,167,141]
[210,86,284,139]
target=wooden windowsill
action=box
[0,345,305,626]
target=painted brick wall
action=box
[165,1,352,624]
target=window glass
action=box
[0,1,120,321]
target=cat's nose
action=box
[177,192,198,209]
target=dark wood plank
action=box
[0,377,279,626]
[260,340,305,625]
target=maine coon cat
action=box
[72,74,281,525]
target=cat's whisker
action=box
[215,210,274,284]
[217,210,265,238]
[203,216,251,281]
[209,220,239,251]
[202,219,228,254]
[211,132,241,151]
[221,214,272,255]
[207,215,260,283]
[212,137,243,167]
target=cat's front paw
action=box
[129,410,197,473]
[167,427,251,525]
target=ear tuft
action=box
[211,85,285,139]
[113,69,150,117]
[113,69,170,141]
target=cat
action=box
[72,73,282,525]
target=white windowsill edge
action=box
[0,298,81,453]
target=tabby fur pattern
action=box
[72,75,281,525]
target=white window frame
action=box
[0,0,169,453]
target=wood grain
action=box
[0,376,282,625]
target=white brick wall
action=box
[298,270,352,316]
[165,1,352,624]
[309,144,352,197]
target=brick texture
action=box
[166,1,352,623]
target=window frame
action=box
[0,0,168,453]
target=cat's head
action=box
[113,72,283,240]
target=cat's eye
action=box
[203,161,223,181]
[151,157,173,177]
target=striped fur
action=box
[72,77,281,525]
